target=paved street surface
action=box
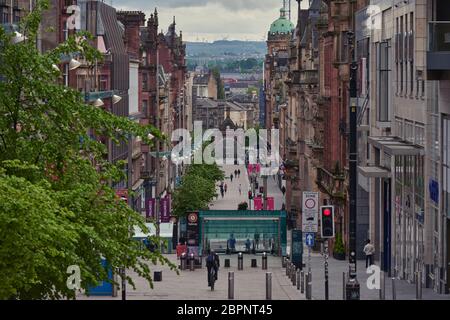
[210,164,285,211]
[77,165,450,300]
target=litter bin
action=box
[154,271,162,282]
[345,278,360,300]
[225,259,231,268]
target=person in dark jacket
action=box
[206,250,220,286]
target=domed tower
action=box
[267,8,295,55]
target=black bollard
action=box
[180,253,187,270]
[238,252,243,270]
[262,252,268,270]
[189,253,195,271]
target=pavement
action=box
[76,165,450,300]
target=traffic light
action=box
[320,206,335,238]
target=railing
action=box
[429,22,450,52]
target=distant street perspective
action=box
[1,0,450,303]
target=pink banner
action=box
[267,197,275,211]
[160,196,171,223]
[254,197,263,211]
[146,198,156,219]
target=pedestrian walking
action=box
[220,185,224,198]
[224,183,228,193]
[234,169,238,177]
[245,239,251,253]
[363,239,375,268]
[230,174,234,182]
[238,169,241,177]
[238,184,242,195]
[281,185,286,196]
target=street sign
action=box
[302,192,319,233]
[305,233,315,247]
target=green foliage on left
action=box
[0,0,176,300]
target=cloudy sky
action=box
[112,0,309,42]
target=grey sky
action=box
[112,0,308,42]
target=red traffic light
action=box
[323,208,332,216]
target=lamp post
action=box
[345,30,360,300]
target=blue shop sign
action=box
[429,179,439,204]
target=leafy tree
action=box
[172,173,215,217]
[0,0,176,299]
[172,162,224,218]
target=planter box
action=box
[333,252,346,260]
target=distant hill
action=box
[186,40,266,58]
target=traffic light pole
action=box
[346,31,360,300]
[324,239,329,300]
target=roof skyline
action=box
[113,0,309,42]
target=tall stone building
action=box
[265,8,294,132]
[355,0,450,294]
[118,9,187,214]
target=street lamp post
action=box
[346,30,360,300]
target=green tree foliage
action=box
[0,1,176,299]
[333,233,346,254]
[202,58,263,73]
[172,163,224,218]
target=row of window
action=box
[0,10,21,24]
[395,12,424,99]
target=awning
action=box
[368,136,424,156]
[132,222,174,239]
[358,166,391,178]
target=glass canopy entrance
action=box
[198,210,287,256]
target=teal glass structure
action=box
[198,210,287,256]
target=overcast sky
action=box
[112,0,309,42]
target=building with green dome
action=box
[265,7,294,131]
[269,8,295,37]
